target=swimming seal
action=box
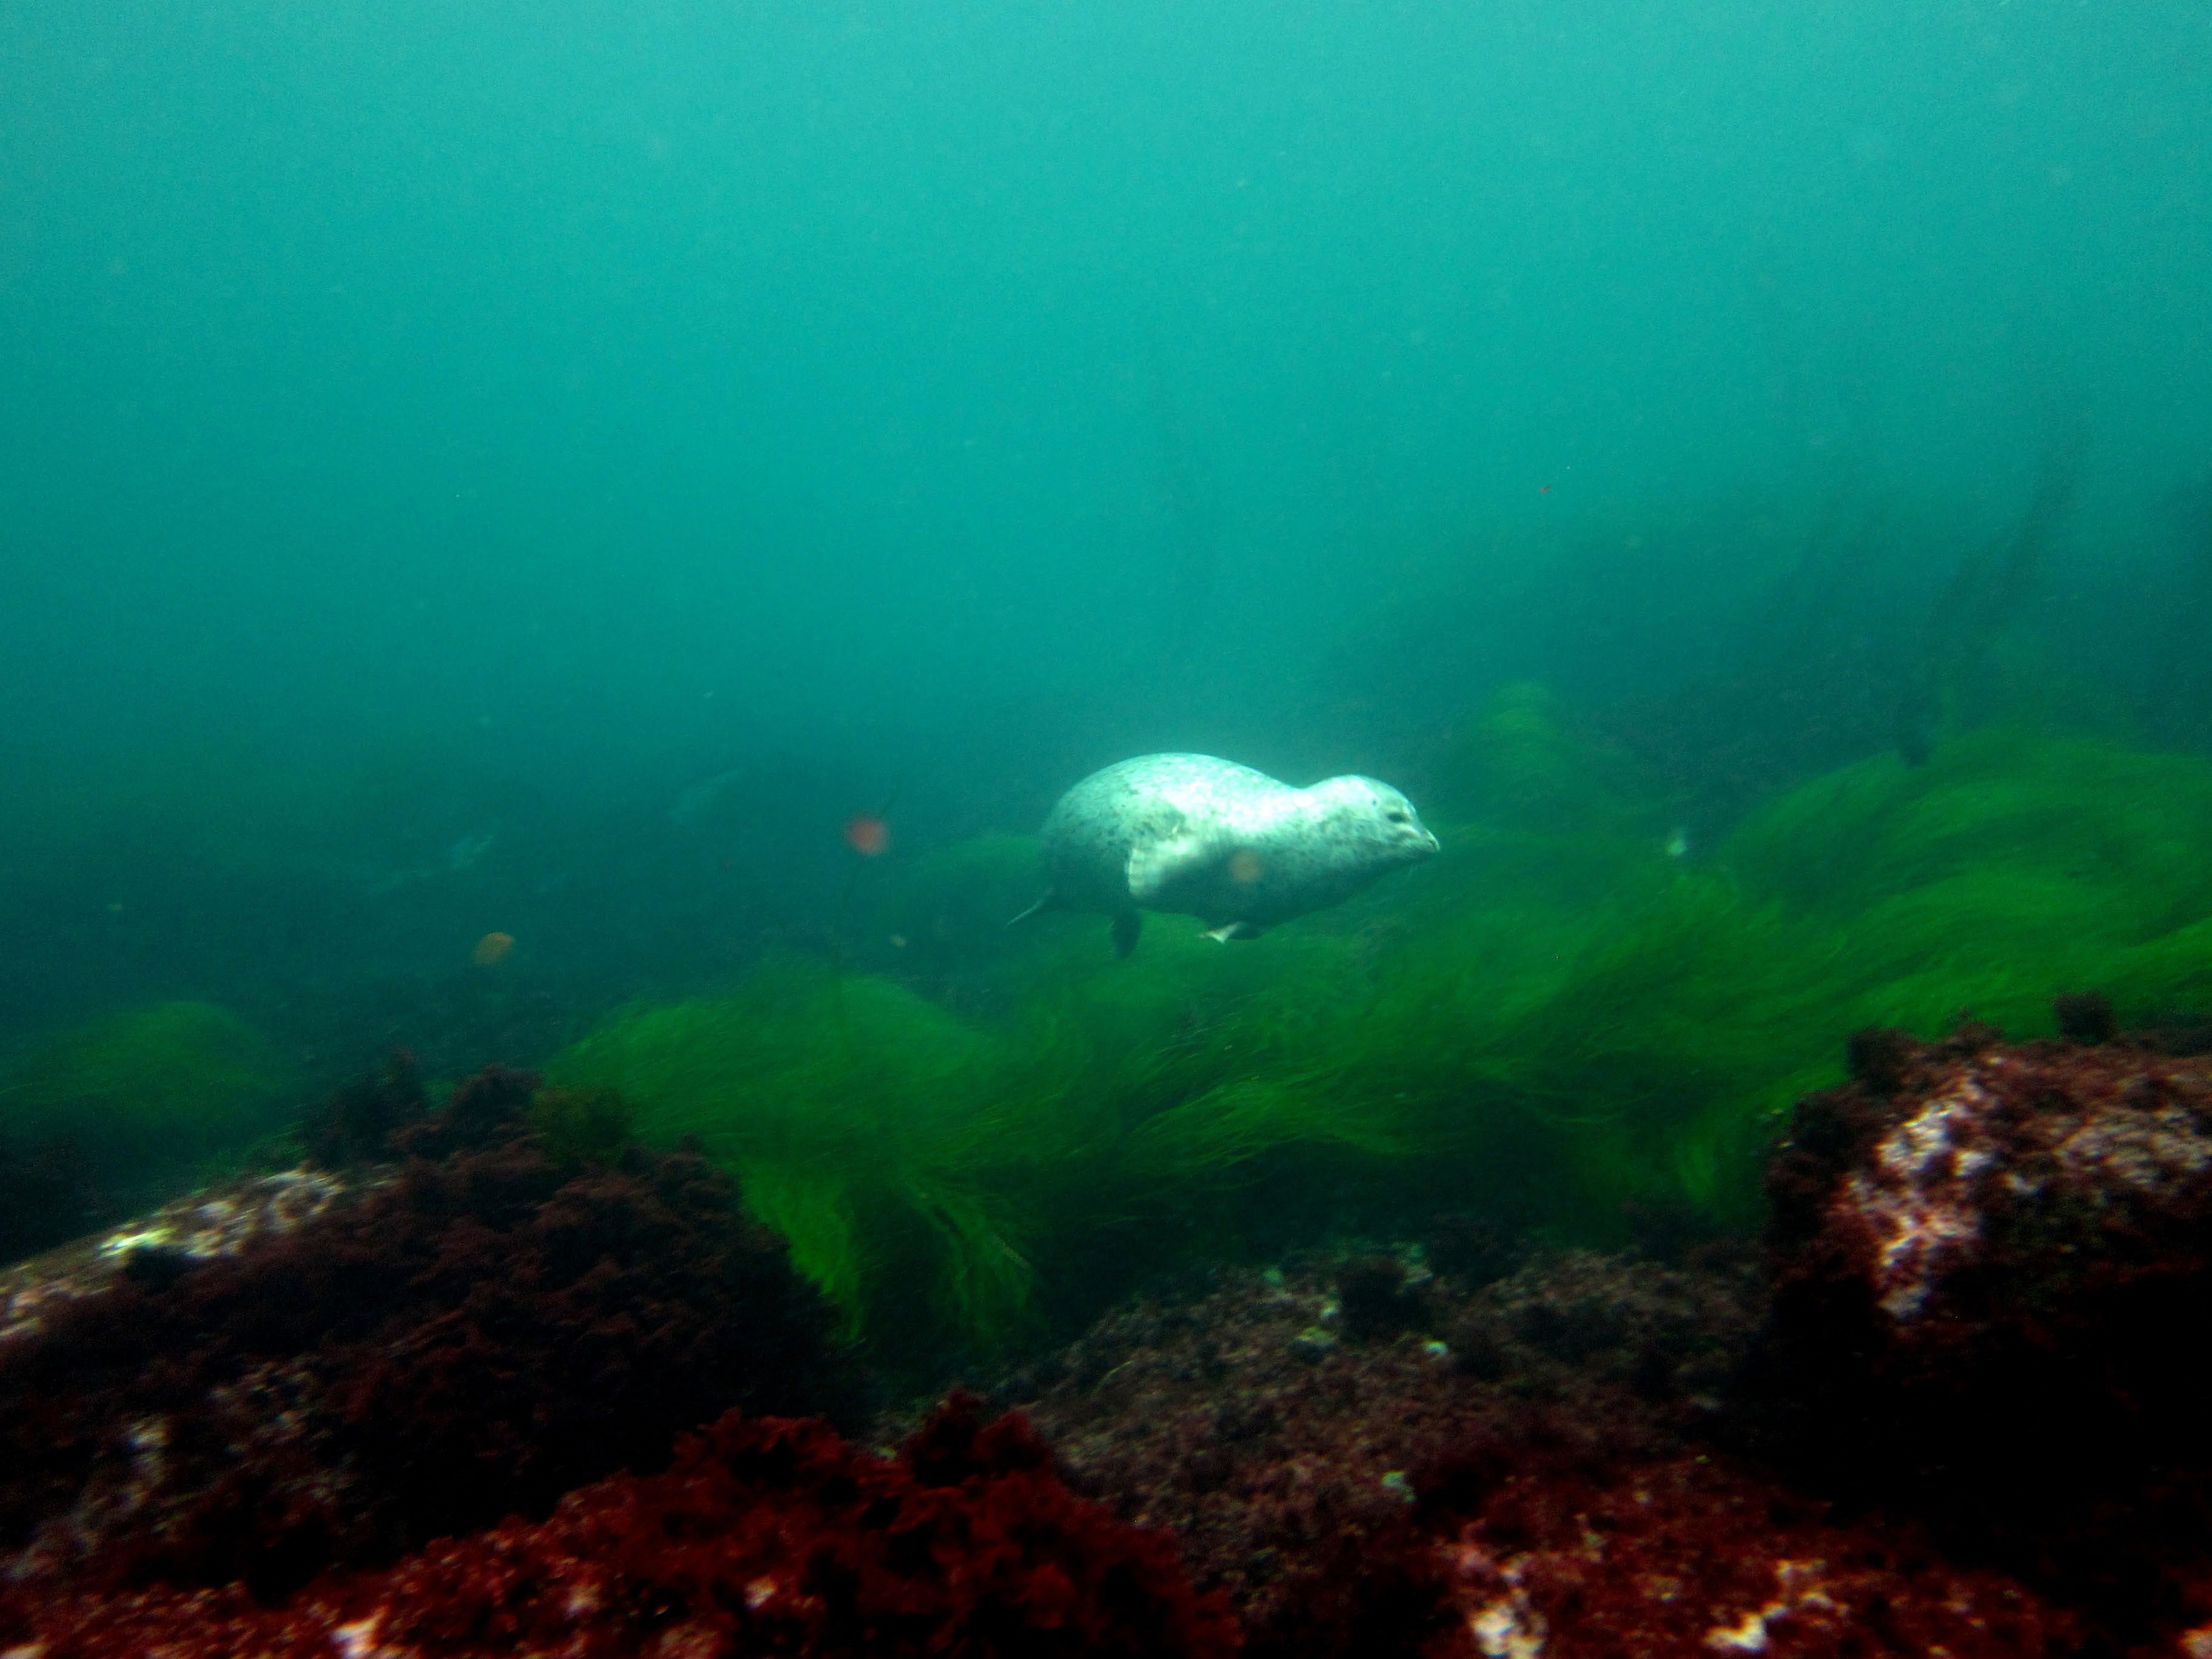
[1011,753,1439,956]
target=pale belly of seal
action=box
[1016,753,1439,956]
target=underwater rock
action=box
[1333,1253,1432,1342]
[2049,990,2120,1046]
[1423,1214,1527,1290]
[0,1066,853,1603]
[1448,1247,1763,1407]
[1001,1252,2051,1657]
[1417,1429,2068,1659]
[299,1046,428,1167]
[0,1165,354,1342]
[2,1396,1238,1659]
[1757,1021,2212,1640]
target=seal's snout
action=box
[1396,819,1439,862]
[1362,787,1433,862]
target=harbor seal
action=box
[1011,754,1439,956]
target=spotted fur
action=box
[1014,753,1438,955]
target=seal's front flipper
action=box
[1126,833,1214,905]
[1201,920,1263,943]
[1007,892,1065,928]
[1111,910,1142,957]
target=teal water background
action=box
[2,1,2208,1061]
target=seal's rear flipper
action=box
[1111,910,1141,957]
[1201,921,1263,943]
[1007,893,1065,928]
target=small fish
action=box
[363,825,498,894]
[471,931,515,966]
[443,828,497,873]
[843,813,891,857]
[669,767,745,830]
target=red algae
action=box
[4,1397,1239,1659]
[0,1065,853,1603]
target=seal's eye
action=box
[1386,809,1408,823]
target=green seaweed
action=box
[864,833,1042,973]
[0,1000,299,1205]
[552,702,2212,1356]
[548,962,1036,1346]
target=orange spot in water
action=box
[1227,850,1265,885]
[471,931,515,966]
[843,814,890,857]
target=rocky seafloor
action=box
[4,1008,2212,1656]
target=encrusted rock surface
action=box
[0,1067,853,1604]
[0,1167,354,1344]
[1755,1025,2212,1640]
[1769,1025,2212,1332]
[996,1248,2068,1657]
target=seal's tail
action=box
[1006,893,1062,928]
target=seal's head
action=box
[1307,775,1440,870]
